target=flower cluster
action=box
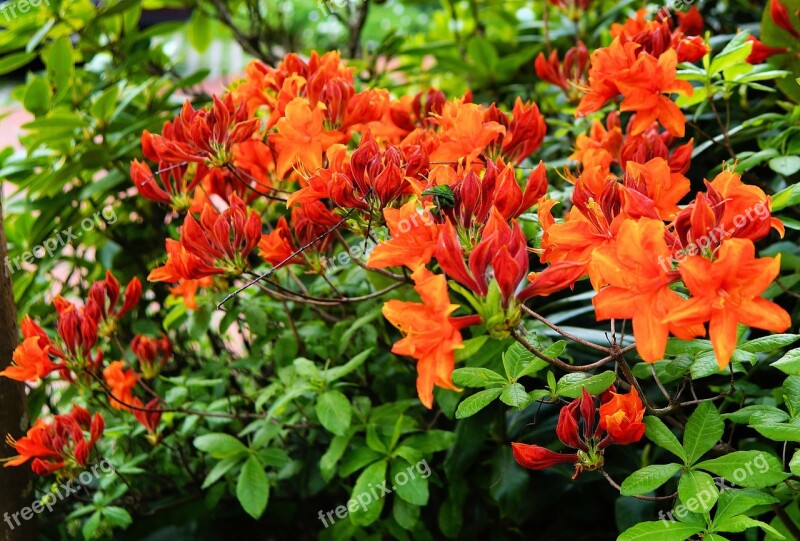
[1,271,168,471]
[512,389,645,478]
[4,6,793,490]
[122,6,791,413]
[4,406,104,477]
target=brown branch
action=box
[511,330,629,373]
[772,503,800,540]
[0,193,37,541]
[347,0,371,58]
[86,370,268,420]
[521,304,612,353]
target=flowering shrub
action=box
[1,0,799,539]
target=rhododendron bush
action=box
[1,0,799,539]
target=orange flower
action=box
[576,38,640,117]
[570,114,623,171]
[269,97,346,177]
[430,100,505,165]
[616,49,694,137]
[709,170,784,241]
[258,216,303,267]
[367,199,440,271]
[103,361,138,411]
[663,239,791,368]
[382,267,479,409]
[232,139,276,189]
[0,335,58,383]
[624,158,690,220]
[169,277,214,311]
[599,391,645,445]
[539,178,625,277]
[590,218,703,363]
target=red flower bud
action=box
[511,442,579,470]
[556,401,586,450]
[770,0,800,39]
[745,36,789,64]
[119,277,142,318]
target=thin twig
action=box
[522,304,612,353]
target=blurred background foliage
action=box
[0,0,798,539]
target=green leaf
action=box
[316,390,352,436]
[349,460,388,526]
[43,37,74,90]
[91,86,121,124]
[187,10,212,53]
[556,371,616,398]
[782,376,800,416]
[500,383,531,409]
[715,515,785,538]
[26,18,56,53]
[466,36,499,72]
[791,450,800,476]
[645,417,688,463]
[102,506,132,527]
[201,456,240,489]
[772,183,800,212]
[325,348,373,381]
[773,348,800,376]
[739,334,799,353]
[696,451,789,488]
[714,488,779,525]
[455,388,502,419]
[82,511,102,540]
[769,156,800,177]
[618,520,703,541]
[320,434,350,482]
[194,433,248,459]
[451,367,506,388]
[751,423,800,442]
[236,455,269,519]
[542,340,568,359]
[683,402,724,465]
[620,464,682,496]
[391,460,429,506]
[401,430,455,453]
[709,31,753,75]
[339,446,382,477]
[393,496,420,530]
[23,77,51,116]
[723,405,789,424]
[503,342,546,381]
[0,51,36,76]
[678,469,719,512]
